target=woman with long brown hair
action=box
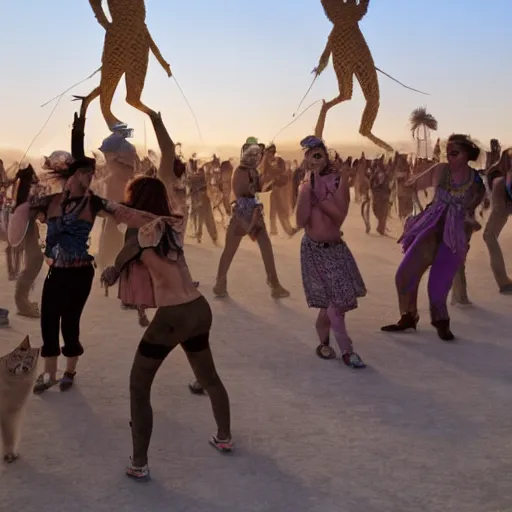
[101,175,233,482]
[117,175,179,326]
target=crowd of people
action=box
[0,105,511,480]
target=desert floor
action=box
[1,202,511,512]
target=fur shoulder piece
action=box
[137,217,184,262]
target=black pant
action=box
[40,265,94,358]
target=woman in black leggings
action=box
[9,110,156,393]
[102,126,232,482]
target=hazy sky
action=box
[1,0,511,156]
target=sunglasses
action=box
[447,151,461,157]
[311,152,324,160]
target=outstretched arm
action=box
[92,195,157,228]
[313,36,332,76]
[148,33,172,77]
[89,0,110,30]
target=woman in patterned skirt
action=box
[296,136,366,369]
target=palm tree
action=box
[409,107,438,158]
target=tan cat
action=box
[0,336,40,463]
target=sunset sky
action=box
[1,0,511,157]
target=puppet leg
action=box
[314,65,353,139]
[125,56,158,119]
[355,66,393,153]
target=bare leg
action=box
[451,232,473,306]
[361,198,371,233]
[315,308,330,344]
[326,305,353,353]
[276,189,297,237]
[255,228,289,298]
[214,221,243,296]
[202,195,218,244]
[483,192,512,290]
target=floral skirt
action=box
[300,234,367,311]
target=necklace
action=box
[445,168,473,198]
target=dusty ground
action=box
[0,204,511,512]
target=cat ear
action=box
[19,335,30,350]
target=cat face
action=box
[0,336,39,377]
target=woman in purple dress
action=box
[381,134,486,340]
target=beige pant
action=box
[269,186,295,236]
[482,177,512,288]
[215,215,280,288]
[15,221,43,313]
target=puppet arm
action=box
[88,0,110,29]
[313,36,332,75]
[148,33,172,77]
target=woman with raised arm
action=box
[101,176,233,482]
[8,110,157,394]
[381,134,485,340]
[296,136,366,368]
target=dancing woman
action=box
[8,111,156,393]
[11,165,44,317]
[101,176,232,482]
[214,138,289,299]
[381,134,486,340]
[296,136,366,369]
[482,148,512,294]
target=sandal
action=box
[126,459,150,482]
[138,310,150,327]
[33,373,58,394]
[59,372,76,392]
[209,434,234,453]
[316,337,336,360]
[188,380,206,395]
[342,352,366,369]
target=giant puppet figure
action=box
[75,0,172,131]
[313,0,392,152]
